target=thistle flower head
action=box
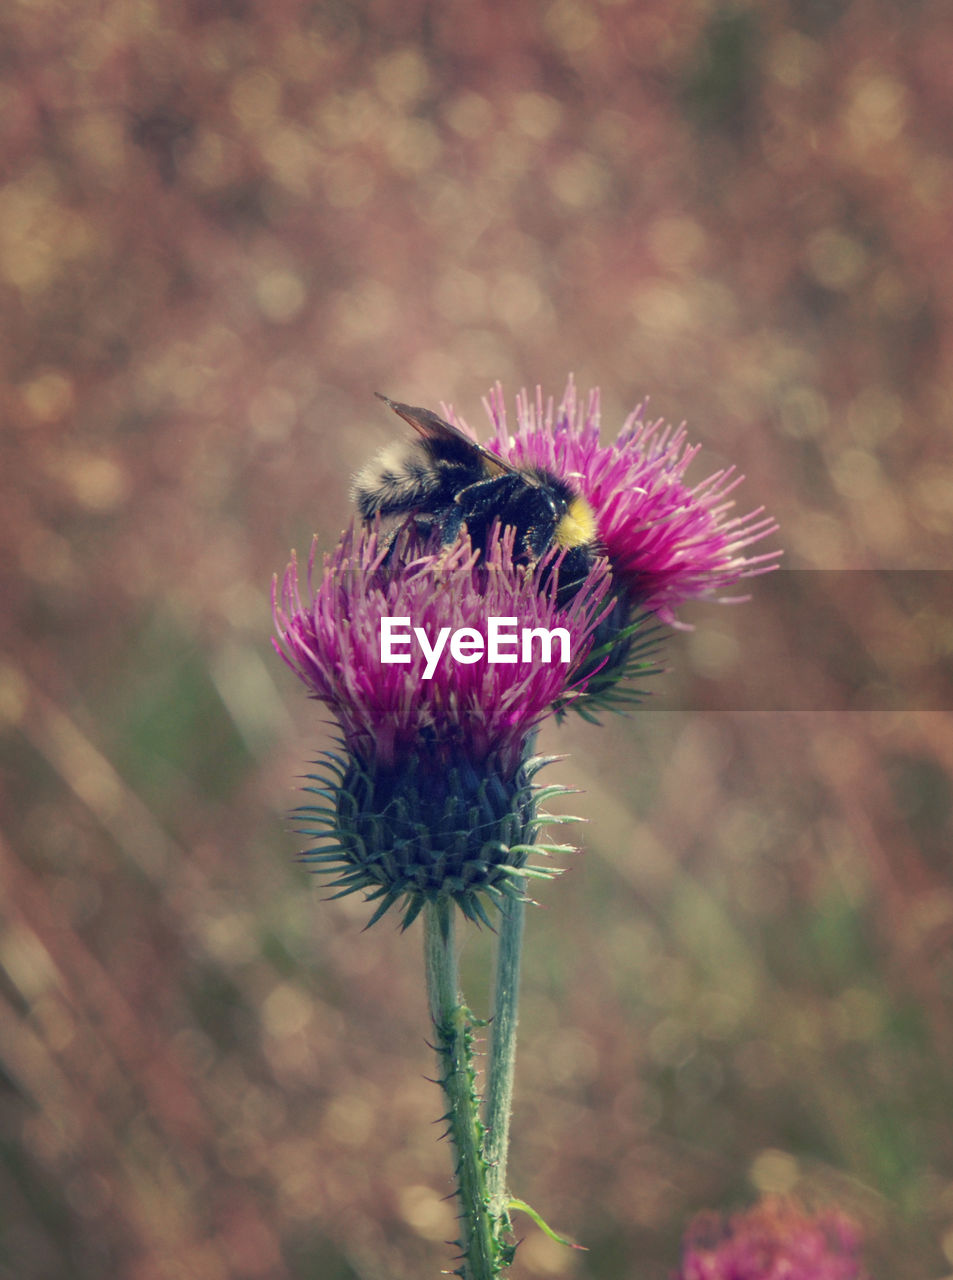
[480,377,779,626]
[273,524,613,926]
[273,377,780,918]
[274,524,612,771]
[676,1199,868,1280]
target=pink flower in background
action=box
[675,1199,868,1280]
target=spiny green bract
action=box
[295,751,580,929]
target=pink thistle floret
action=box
[478,378,780,625]
[675,1198,868,1280]
[273,524,614,776]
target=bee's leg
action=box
[552,546,594,600]
[438,504,465,545]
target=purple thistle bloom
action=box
[675,1199,868,1280]
[273,379,780,917]
[274,523,613,771]
[478,377,780,626]
[273,524,614,926]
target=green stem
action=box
[424,898,501,1280]
[484,885,525,1218]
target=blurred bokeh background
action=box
[2,1,953,1277]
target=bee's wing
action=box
[375,393,527,481]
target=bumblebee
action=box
[353,394,600,599]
